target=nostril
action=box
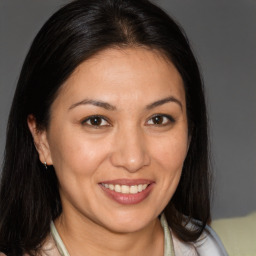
[110,148,150,172]
[109,130,151,172]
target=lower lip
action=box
[100,184,154,205]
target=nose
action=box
[110,127,151,173]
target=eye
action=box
[146,114,175,126]
[82,115,110,127]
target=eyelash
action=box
[146,114,175,126]
[81,115,111,128]
[81,114,175,128]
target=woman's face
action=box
[34,48,189,233]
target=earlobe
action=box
[27,115,53,165]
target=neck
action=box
[54,211,164,256]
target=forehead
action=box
[53,47,185,109]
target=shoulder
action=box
[40,234,61,256]
[194,225,228,255]
[172,225,228,256]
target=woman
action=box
[0,0,227,255]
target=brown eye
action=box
[90,117,103,126]
[152,116,164,125]
[147,114,174,126]
[82,115,109,127]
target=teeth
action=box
[130,185,137,194]
[142,184,147,190]
[121,185,129,194]
[102,183,149,194]
[115,184,121,192]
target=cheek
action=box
[152,131,189,171]
[145,130,188,214]
[47,130,109,179]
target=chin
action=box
[99,211,157,234]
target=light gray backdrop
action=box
[0,0,255,219]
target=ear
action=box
[27,115,53,165]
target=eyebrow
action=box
[146,96,183,110]
[69,99,116,111]
[69,96,182,111]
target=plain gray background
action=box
[0,0,255,220]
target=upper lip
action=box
[99,179,154,186]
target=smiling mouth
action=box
[101,183,149,194]
[100,180,154,205]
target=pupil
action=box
[153,116,163,124]
[91,117,102,125]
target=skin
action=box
[28,47,189,256]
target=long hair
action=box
[0,0,210,254]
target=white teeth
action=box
[142,184,147,190]
[102,183,149,194]
[115,184,121,192]
[109,184,114,190]
[130,185,137,194]
[121,185,130,194]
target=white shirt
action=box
[0,214,228,256]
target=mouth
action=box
[101,183,149,194]
[99,179,154,205]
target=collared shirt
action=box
[45,214,228,256]
[0,214,228,255]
